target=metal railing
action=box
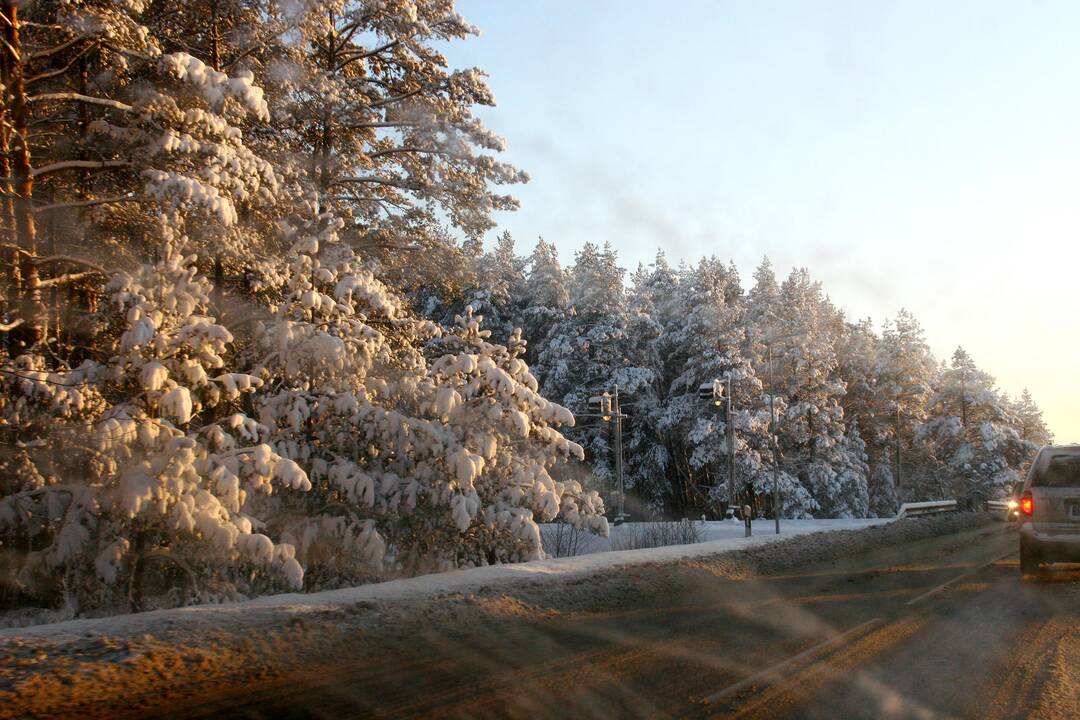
[896,499,957,519]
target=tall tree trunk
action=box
[209,2,221,71]
[316,13,338,203]
[1,91,15,356]
[2,2,43,347]
[1,4,20,306]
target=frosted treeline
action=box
[421,238,1052,522]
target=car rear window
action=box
[1035,455,1080,487]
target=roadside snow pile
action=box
[5,517,907,640]
[3,519,874,638]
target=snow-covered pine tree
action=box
[749,267,851,515]
[868,310,937,511]
[0,0,282,355]
[139,0,306,290]
[835,319,883,513]
[251,216,605,577]
[472,231,528,343]
[622,253,677,509]
[534,242,654,514]
[0,0,309,611]
[420,230,526,346]
[737,258,820,517]
[1010,389,1053,449]
[742,256,782,371]
[916,348,1036,503]
[520,237,570,367]
[1007,389,1053,480]
[655,257,776,515]
[836,319,879,439]
[828,420,872,518]
[0,234,311,612]
[266,0,526,295]
[0,1,610,616]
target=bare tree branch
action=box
[223,43,265,72]
[336,39,401,70]
[27,36,85,62]
[31,160,132,178]
[36,270,102,288]
[26,43,95,85]
[34,255,108,274]
[346,121,423,130]
[369,88,423,109]
[332,175,423,191]
[0,242,33,258]
[367,146,460,160]
[28,93,135,113]
[34,194,139,213]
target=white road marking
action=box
[701,617,884,705]
[904,549,1016,606]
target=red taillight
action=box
[1020,492,1033,516]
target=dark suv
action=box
[1018,445,1080,574]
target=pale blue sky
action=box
[443,0,1080,441]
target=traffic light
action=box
[699,380,724,405]
[588,391,614,422]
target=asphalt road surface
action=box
[154,521,1079,720]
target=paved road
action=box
[166,522,1079,720]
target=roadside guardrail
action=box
[897,499,957,519]
[986,500,1010,512]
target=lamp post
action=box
[613,385,626,524]
[895,398,902,495]
[960,365,968,428]
[725,376,734,506]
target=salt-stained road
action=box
[152,521,1078,720]
[5,518,1077,719]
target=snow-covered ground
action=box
[0,513,990,720]
[2,517,889,640]
[541,517,889,556]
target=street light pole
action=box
[895,400,902,495]
[613,384,626,524]
[726,376,735,511]
[768,344,780,535]
[960,366,967,428]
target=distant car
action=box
[1018,445,1080,574]
[1006,489,1021,521]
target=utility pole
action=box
[726,376,735,511]
[768,343,780,535]
[960,366,967,427]
[588,388,629,524]
[895,400,902,495]
[613,384,626,524]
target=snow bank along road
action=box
[5,513,1079,719]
